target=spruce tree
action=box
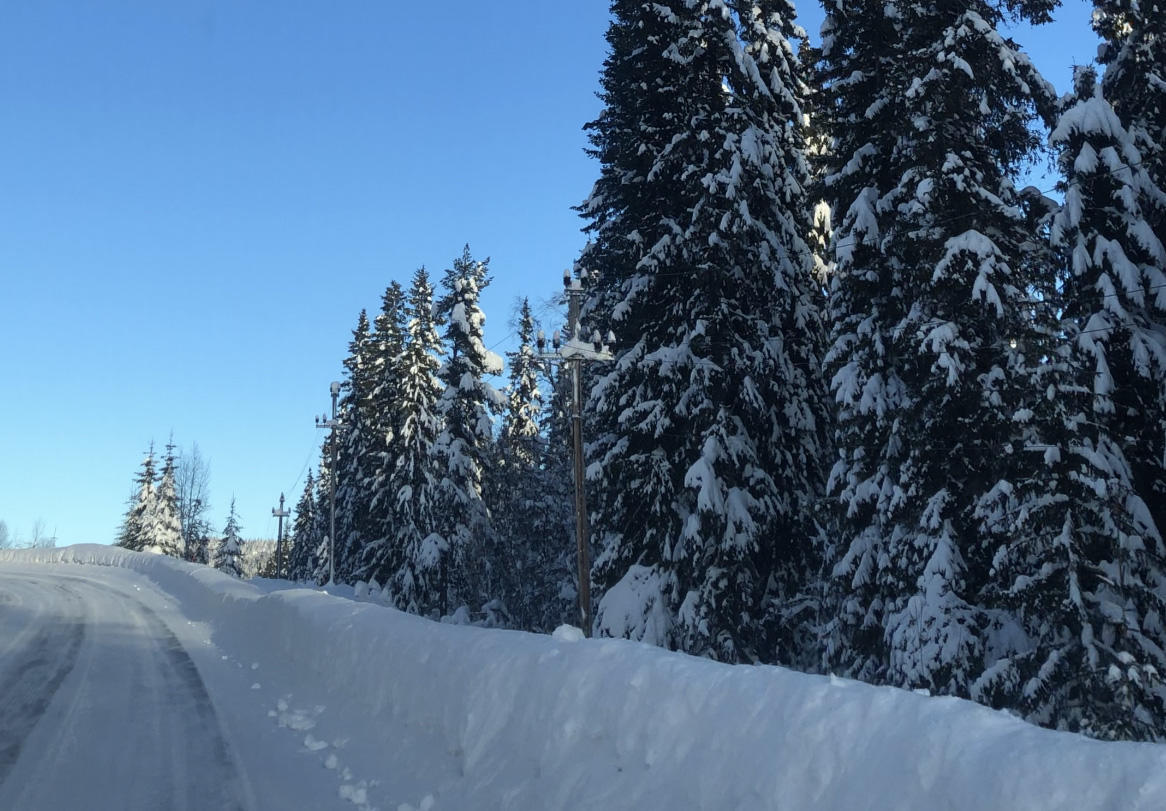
[579,0,828,662]
[364,269,446,615]
[311,449,334,585]
[190,525,211,566]
[286,471,318,582]
[489,299,564,629]
[334,310,376,583]
[499,299,543,467]
[534,344,581,631]
[356,282,408,585]
[433,246,504,615]
[820,0,1058,692]
[1095,0,1166,221]
[975,68,1166,740]
[214,498,244,578]
[1092,0,1166,539]
[117,444,157,551]
[148,440,185,558]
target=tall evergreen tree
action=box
[489,299,566,629]
[149,440,185,558]
[214,497,244,578]
[820,0,1058,692]
[117,444,157,551]
[356,282,409,584]
[1095,0,1166,218]
[499,299,543,466]
[365,269,447,615]
[534,340,581,631]
[1092,0,1166,539]
[434,246,504,615]
[975,68,1166,740]
[312,448,335,585]
[286,471,318,582]
[579,0,828,662]
[334,310,376,583]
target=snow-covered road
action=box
[0,567,247,810]
[3,547,1166,811]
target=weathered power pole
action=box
[271,493,289,579]
[537,268,613,636]
[315,381,342,586]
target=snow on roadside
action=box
[4,544,1165,810]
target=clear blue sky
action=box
[0,1,1098,546]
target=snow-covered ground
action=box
[1,545,1163,810]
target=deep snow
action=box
[2,545,1164,810]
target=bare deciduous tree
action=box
[176,442,212,559]
[28,518,56,548]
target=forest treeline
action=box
[120,0,1165,742]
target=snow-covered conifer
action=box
[148,440,185,558]
[499,299,543,467]
[488,299,571,630]
[975,68,1166,740]
[334,310,376,583]
[286,471,318,582]
[1095,0,1166,213]
[362,269,446,616]
[214,497,244,578]
[579,0,829,662]
[820,0,1058,693]
[117,444,157,551]
[433,246,504,616]
[311,452,334,585]
[355,282,409,584]
[1092,1,1166,536]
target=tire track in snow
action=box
[0,572,251,810]
[0,580,85,781]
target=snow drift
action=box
[4,545,1164,810]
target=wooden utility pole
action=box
[537,268,613,637]
[315,381,342,586]
[567,286,591,635]
[271,493,289,579]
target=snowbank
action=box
[5,545,1164,810]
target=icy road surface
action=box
[0,568,247,809]
[3,547,1166,811]
[0,564,355,811]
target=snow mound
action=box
[5,545,1165,810]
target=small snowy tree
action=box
[286,471,318,582]
[214,497,244,578]
[147,440,185,558]
[117,444,157,551]
[311,451,334,585]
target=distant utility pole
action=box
[537,268,613,637]
[315,381,342,586]
[271,493,289,579]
